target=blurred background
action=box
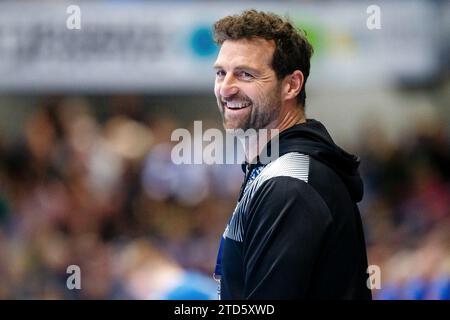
[0,0,449,300]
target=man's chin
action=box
[223,123,243,131]
[223,119,248,131]
[223,113,251,131]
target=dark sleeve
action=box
[242,176,332,299]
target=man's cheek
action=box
[214,83,220,98]
[216,102,225,117]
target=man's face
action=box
[214,38,282,131]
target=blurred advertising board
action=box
[0,1,441,92]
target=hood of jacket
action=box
[257,119,364,202]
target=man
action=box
[212,10,372,300]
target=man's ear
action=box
[282,70,304,102]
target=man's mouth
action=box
[223,101,252,110]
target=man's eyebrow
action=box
[213,64,260,74]
[236,65,259,72]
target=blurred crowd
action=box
[0,95,448,299]
[359,119,450,299]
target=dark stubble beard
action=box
[245,88,282,131]
[221,84,282,131]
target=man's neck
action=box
[245,106,306,164]
[276,105,306,132]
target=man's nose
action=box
[219,74,239,98]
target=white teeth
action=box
[225,101,250,109]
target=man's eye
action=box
[216,70,226,77]
[239,71,253,79]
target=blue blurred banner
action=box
[0,0,443,92]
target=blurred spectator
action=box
[0,96,448,300]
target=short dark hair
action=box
[213,9,314,107]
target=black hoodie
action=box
[219,119,372,300]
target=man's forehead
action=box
[214,38,275,69]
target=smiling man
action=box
[214,37,285,131]
[212,10,372,300]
